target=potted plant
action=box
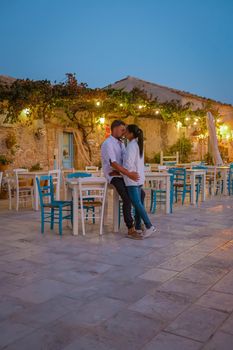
[0,154,12,171]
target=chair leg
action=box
[92,208,95,224]
[50,208,54,230]
[170,192,173,213]
[150,191,156,214]
[70,205,73,226]
[100,205,105,236]
[59,207,63,236]
[175,187,178,203]
[80,202,86,236]
[31,189,34,209]
[16,190,19,211]
[182,189,185,205]
[118,204,121,228]
[41,209,45,234]
[196,185,199,204]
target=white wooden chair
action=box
[6,169,34,211]
[78,177,107,236]
[49,169,61,200]
[158,165,168,172]
[160,151,179,165]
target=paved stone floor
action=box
[0,196,233,350]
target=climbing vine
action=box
[0,73,219,159]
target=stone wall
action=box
[0,125,49,170]
[1,116,231,171]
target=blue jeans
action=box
[127,186,152,230]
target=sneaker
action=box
[143,226,157,238]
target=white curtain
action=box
[206,112,223,165]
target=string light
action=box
[99,116,105,124]
[155,110,159,114]
[185,117,189,121]
[119,103,123,107]
[138,105,143,109]
[96,101,101,106]
[20,108,31,121]
[176,121,182,129]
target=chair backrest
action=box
[49,169,61,185]
[144,164,151,172]
[85,166,99,172]
[67,172,92,179]
[169,168,187,185]
[160,151,179,165]
[13,169,32,189]
[78,177,107,205]
[36,175,54,206]
[158,165,167,172]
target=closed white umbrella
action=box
[206,111,223,165]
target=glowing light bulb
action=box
[185,117,189,121]
[119,103,123,107]
[155,110,159,114]
[96,101,101,106]
[177,121,182,129]
[138,105,143,109]
[99,117,105,124]
[193,121,197,126]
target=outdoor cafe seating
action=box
[1,159,233,236]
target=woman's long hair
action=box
[126,124,144,158]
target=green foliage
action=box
[29,162,42,171]
[0,154,12,165]
[0,74,210,128]
[203,152,213,165]
[168,136,193,163]
[153,152,161,164]
[5,132,17,149]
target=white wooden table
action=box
[66,176,107,236]
[186,169,206,205]
[20,171,49,210]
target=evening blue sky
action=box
[1,0,233,104]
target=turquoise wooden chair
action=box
[150,171,174,214]
[36,175,72,236]
[170,168,200,205]
[66,172,95,223]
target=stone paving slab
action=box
[0,196,232,349]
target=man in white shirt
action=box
[101,120,139,235]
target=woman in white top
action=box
[124,124,156,239]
